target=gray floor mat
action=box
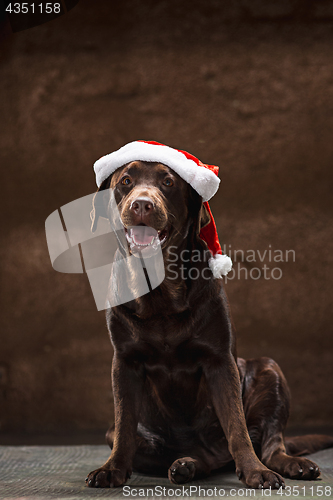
[0,446,332,499]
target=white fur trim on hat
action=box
[93,141,220,202]
[208,254,233,278]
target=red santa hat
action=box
[93,140,232,278]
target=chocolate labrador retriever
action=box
[86,160,332,489]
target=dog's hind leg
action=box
[284,434,333,456]
[240,357,322,481]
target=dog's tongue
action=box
[131,226,157,245]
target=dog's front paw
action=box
[168,459,196,484]
[85,466,130,488]
[237,467,285,489]
[280,457,320,480]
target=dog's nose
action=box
[130,197,154,217]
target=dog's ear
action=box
[90,177,111,232]
[199,203,211,231]
[188,186,211,235]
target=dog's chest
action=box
[127,326,214,374]
[111,303,222,371]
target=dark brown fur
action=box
[86,161,333,489]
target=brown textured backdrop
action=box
[0,0,332,436]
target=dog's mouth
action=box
[124,224,169,256]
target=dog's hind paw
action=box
[85,466,130,488]
[168,458,196,484]
[271,456,320,480]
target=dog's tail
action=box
[284,434,333,457]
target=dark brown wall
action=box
[1,0,332,434]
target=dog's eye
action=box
[163,178,174,187]
[121,177,132,186]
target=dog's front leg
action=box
[204,355,285,490]
[86,352,144,488]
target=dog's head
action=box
[91,161,211,258]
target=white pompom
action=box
[208,254,233,278]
